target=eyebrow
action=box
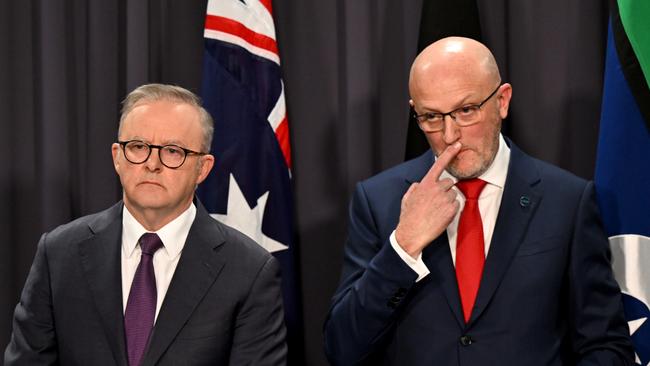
[421,94,482,114]
[127,136,188,146]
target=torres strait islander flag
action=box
[595,0,650,364]
[197,0,303,360]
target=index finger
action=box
[422,141,462,184]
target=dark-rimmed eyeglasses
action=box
[117,140,207,169]
[413,84,502,132]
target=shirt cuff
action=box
[389,230,430,282]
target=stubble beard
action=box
[446,131,500,180]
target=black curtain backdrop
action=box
[0,0,608,365]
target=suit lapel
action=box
[78,202,128,366]
[403,150,434,187]
[422,235,465,327]
[407,151,465,327]
[142,203,227,366]
[469,143,542,324]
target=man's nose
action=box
[441,115,460,144]
[144,147,163,170]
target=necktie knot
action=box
[456,178,487,200]
[139,233,163,255]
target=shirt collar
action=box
[440,133,511,189]
[122,203,197,259]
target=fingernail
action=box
[453,142,462,149]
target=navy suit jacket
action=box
[5,200,287,365]
[324,140,633,365]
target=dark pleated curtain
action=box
[0,0,609,365]
[0,0,208,359]
[480,0,609,178]
[0,0,126,355]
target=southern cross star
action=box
[211,174,289,253]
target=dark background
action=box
[0,0,608,365]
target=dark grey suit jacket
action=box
[4,200,287,365]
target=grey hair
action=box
[118,83,214,152]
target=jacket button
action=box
[386,296,401,308]
[459,335,473,346]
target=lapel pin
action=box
[519,195,531,208]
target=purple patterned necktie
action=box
[124,233,163,366]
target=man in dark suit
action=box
[324,37,633,365]
[5,84,287,365]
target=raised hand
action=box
[395,142,462,258]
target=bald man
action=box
[324,37,633,365]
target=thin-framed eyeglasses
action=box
[413,83,502,132]
[117,140,208,169]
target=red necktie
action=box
[455,178,487,323]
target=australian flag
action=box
[197,0,303,362]
[595,1,650,364]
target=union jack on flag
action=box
[197,0,302,361]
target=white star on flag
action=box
[628,317,647,365]
[210,174,289,253]
[609,234,650,365]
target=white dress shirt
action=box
[121,203,196,321]
[391,134,511,281]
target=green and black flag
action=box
[595,0,650,363]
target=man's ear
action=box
[497,83,512,119]
[111,143,121,173]
[196,154,215,185]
